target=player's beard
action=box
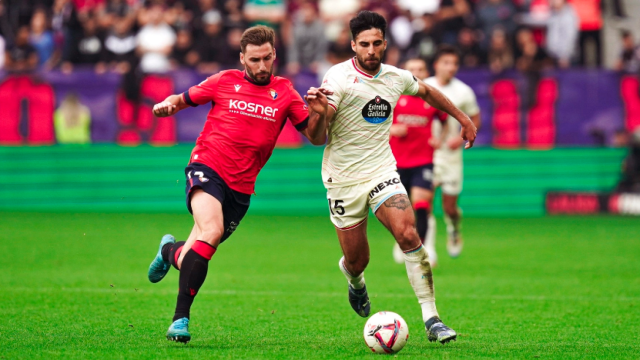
[356,51,384,73]
[246,66,273,85]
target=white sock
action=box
[404,246,439,322]
[425,214,437,262]
[339,257,365,289]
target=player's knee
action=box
[444,204,458,218]
[198,228,223,246]
[344,255,369,276]
[395,225,419,248]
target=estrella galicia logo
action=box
[362,95,391,124]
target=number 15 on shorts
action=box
[328,198,345,215]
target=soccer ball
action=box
[363,311,409,354]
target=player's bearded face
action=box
[242,43,275,85]
[352,29,386,73]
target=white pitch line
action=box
[9,287,640,302]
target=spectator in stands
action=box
[546,0,579,68]
[515,27,552,73]
[222,0,245,29]
[102,16,136,73]
[52,0,81,62]
[97,0,133,30]
[219,26,243,69]
[476,0,517,48]
[244,0,286,29]
[615,30,640,74]
[406,13,439,65]
[191,0,220,33]
[437,0,473,45]
[5,25,38,73]
[326,26,353,65]
[61,16,104,73]
[287,2,327,76]
[319,0,360,41]
[487,27,513,73]
[457,27,485,68]
[29,8,56,69]
[570,0,602,67]
[195,9,227,73]
[136,4,176,73]
[171,28,199,69]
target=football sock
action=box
[339,256,365,289]
[426,214,436,255]
[413,201,430,245]
[403,245,439,322]
[173,240,216,321]
[444,207,462,235]
[164,241,186,270]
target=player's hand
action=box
[428,136,441,149]
[390,124,408,137]
[153,101,177,117]
[305,87,332,115]
[460,120,477,149]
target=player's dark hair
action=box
[240,25,276,53]
[433,44,460,64]
[349,10,387,40]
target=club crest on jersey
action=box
[269,89,278,100]
[362,95,392,124]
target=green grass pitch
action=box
[1,213,639,359]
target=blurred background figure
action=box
[326,27,353,65]
[29,8,56,70]
[61,16,103,73]
[286,2,326,76]
[195,9,227,74]
[457,27,485,68]
[170,28,199,69]
[103,16,137,73]
[436,0,472,46]
[615,30,640,74]
[487,27,513,73]
[476,0,517,49]
[54,93,92,144]
[5,25,38,73]
[571,0,603,67]
[406,13,439,64]
[545,0,579,69]
[136,4,176,74]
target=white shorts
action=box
[326,172,408,230]
[434,160,462,196]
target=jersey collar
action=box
[351,57,383,79]
[244,71,273,86]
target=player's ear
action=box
[273,47,276,60]
[384,40,387,51]
[351,40,356,52]
[239,52,245,66]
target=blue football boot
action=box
[425,316,457,344]
[148,234,175,283]
[166,317,190,343]
[348,284,371,317]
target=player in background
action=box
[425,45,481,258]
[312,11,476,344]
[146,26,330,343]
[389,58,448,267]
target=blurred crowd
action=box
[1,0,638,76]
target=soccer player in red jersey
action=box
[145,26,330,343]
[389,59,447,267]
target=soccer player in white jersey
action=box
[310,11,477,344]
[425,45,481,258]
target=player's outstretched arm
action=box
[153,94,190,117]
[416,81,477,149]
[303,87,334,145]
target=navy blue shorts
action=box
[185,163,251,243]
[397,164,434,192]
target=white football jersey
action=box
[321,58,420,188]
[425,77,479,163]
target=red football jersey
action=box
[390,95,447,168]
[183,70,309,194]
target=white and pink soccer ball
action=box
[363,311,409,354]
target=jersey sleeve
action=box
[462,85,480,116]
[287,85,310,131]
[182,72,223,107]
[321,66,346,112]
[399,69,420,96]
